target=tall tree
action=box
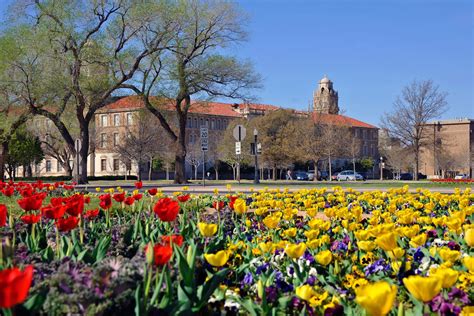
[381,80,448,180]
[126,0,261,183]
[0,0,173,183]
[5,128,44,180]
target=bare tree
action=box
[379,132,412,179]
[381,80,448,180]
[124,1,261,183]
[185,142,203,180]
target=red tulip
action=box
[64,194,84,217]
[50,197,63,206]
[84,209,100,219]
[152,244,172,266]
[56,216,79,232]
[17,193,45,212]
[0,204,7,226]
[177,194,190,202]
[41,205,66,220]
[228,195,238,210]
[20,214,41,225]
[133,193,143,201]
[212,201,225,210]
[0,265,34,308]
[113,192,126,203]
[161,235,184,247]
[135,181,143,189]
[84,196,91,204]
[148,188,158,196]
[124,196,135,206]
[153,198,180,222]
[99,194,112,210]
[1,186,14,197]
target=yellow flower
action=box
[439,248,461,263]
[461,305,474,316]
[213,188,219,195]
[226,184,232,191]
[355,281,397,316]
[263,215,279,229]
[465,228,474,247]
[387,247,405,260]
[316,250,333,266]
[296,284,315,301]
[285,243,307,259]
[198,222,218,237]
[283,228,297,238]
[233,198,247,215]
[430,267,458,288]
[245,219,251,227]
[357,241,376,252]
[259,241,274,253]
[462,256,474,273]
[409,234,427,248]
[204,250,230,267]
[403,275,442,302]
[95,187,101,192]
[309,291,329,307]
[375,232,398,251]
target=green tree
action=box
[5,129,44,180]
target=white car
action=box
[454,174,469,180]
[336,170,364,181]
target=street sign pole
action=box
[200,127,209,187]
[233,125,246,185]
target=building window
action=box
[206,119,209,127]
[193,118,198,128]
[57,161,62,172]
[211,119,215,129]
[100,115,108,127]
[199,118,204,127]
[35,163,40,174]
[46,160,52,172]
[100,133,107,148]
[190,134,195,144]
[362,129,367,139]
[114,114,120,126]
[187,117,192,128]
[113,133,119,146]
[113,159,119,171]
[127,113,133,125]
[101,159,107,171]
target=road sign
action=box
[200,127,208,139]
[257,143,262,154]
[235,142,241,155]
[201,138,208,151]
[233,125,246,141]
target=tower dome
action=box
[320,75,331,83]
[313,75,339,114]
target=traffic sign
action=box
[233,125,246,141]
[235,142,241,155]
[200,127,208,139]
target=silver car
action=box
[336,170,364,181]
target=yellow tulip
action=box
[285,243,307,259]
[375,232,398,251]
[388,247,405,260]
[316,250,333,266]
[263,215,279,229]
[430,268,458,288]
[462,256,474,272]
[357,241,376,252]
[259,242,274,253]
[403,275,442,302]
[439,248,461,262]
[465,228,474,247]
[233,198,247,215]
[283,228,297,237]
[295,284,315,301]
[409,234,427,248]
[355,281,397,316]
[198,222,218,237]
[204,250,230,267]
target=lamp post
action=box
[253,128,260,184]
[379,156,383,181]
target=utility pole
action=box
[253,128,260,184]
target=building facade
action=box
[8,76,380,179]
[420,118,473,178]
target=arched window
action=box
[200,118,204,127]
[193,118,198,128]
[211,119,215,129]
[217,120,221,130]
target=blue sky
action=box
[1,0,472,125]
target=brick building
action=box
[10,76,380,179]
[420,118,473,178]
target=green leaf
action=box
[196,268,228,309]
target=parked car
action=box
[454,173,469,180]
[331,172,339,181]
[336,170,364,181]
[319,171,329,181]
[307,170,315,181]
[395,173,413,180]
[294,171,309,181]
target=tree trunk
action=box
[194,165,198,180]
[352,158,356,175]
[314,161,319,181]
[0,141,8,181]
[148,157,153,181]
[215,168,218,181]
[232,166,236,180]
[78,126,90,184]
[328,155,333,181]
[166,165,170,180]
[272,166,276,181]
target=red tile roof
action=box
[100,95,377,128]
[100,96,241,117]
[312,112,377,129]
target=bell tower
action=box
[313,75,339,114]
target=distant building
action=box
[420,118,473,178]
[9,76,379,179]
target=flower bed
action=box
[430,179,474,184]
[0,182,473,315]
